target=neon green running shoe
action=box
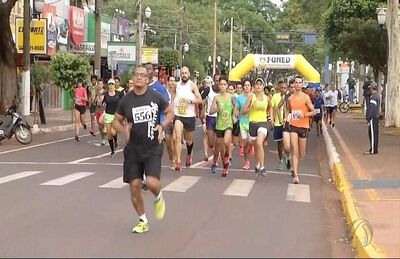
[154,192,166,220]
[131,221,149,234]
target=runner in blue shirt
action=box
[312,89,324,136]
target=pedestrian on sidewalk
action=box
[88,75,98,136]
[364,82,380,155]
[73,78,88,141]
[113,65,173,234]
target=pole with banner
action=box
[110,51,117,78]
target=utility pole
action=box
[136,0,142,66]
[239,25,243,61]
[212,0,217,76]
[22,0,30,116]
[94,0,102,77]
[229,16,233,71]
[178,0,184,69]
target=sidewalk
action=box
[323,108,400,258]
[25,108,81,134]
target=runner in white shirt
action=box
[322,85,332,125]
[173,66,203,171]
[328,84,339,127]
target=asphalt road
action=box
[0,125,354,257]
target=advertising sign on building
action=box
[101,22,111,55]
[42,3,57,56]
[142,48,158,64]
[107,42,136,66]
[254,54,295,69]
[69,6,85,50]
[16,18,48,55]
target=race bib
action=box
[315,108,321,114]
[221,111,230,127]
[292,110,302,120]
[132,105,153,123]
[177,98,188,115]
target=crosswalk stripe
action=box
[40,172,95,186]
[99,177,128,188]
[286,183,311,203]
[0,171,43,185]
[223,179,255,197]
[162,175,200,192]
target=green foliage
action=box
[158,48,179,68]
[50,53,91,90]
[118,70,133,86]
[30,61,50,92]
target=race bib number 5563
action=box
[132,105,153,123]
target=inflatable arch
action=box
[228,54,320,86]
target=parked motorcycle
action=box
[0,108,32,144]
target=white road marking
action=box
[99,177,127,189]
[40,172,95,186]
[223,179,255,197]
[162,175,201,192]
[0,134,90,155]
[191,155,213,168]
[286,183,311,203]
[68,150,123,164]
[0,171,43,184]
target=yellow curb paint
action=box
[331,127,379,201]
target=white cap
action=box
[255,78,264,85]
[108,78,115,85]
[204,76,213,83]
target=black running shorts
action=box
[289,125,308,139]
[123,145,162,183]
[74,104,86,115]
[174,116,196,131]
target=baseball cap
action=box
[204,76,213,83]
[255,78,264,85]
[108,78,115,85]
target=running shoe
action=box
[229,158,232,166]
[221,167,229,177]
[291,170,295,178]
[286,157,291,170]
[332,122,335,128]
[101,139,107,146]
[175,161,182,171]
[211,164,217,174]
[277,160,284,171]
[223,156,230,167]
[243,160,250,170]
[74,136,80,142]
[185,154,191,167]
[239,146,244,157]
[132,221,149,234]
[254,167,260,174]
[170,160,176,170]
[293,175,300,184]
[154,192,166,220]
[110,152,116,157]
[203,155,209,161]
[90,131,95,136]
[260,167,266,177]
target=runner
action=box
[279,79,295,171]
[271,81,287,170]
[165,75,177,169]
[209,76,238,176]
[94,78,107,145]
[235,79,252,170]
[312,88,324,136]
[242,78,273,176]
[199,76,213,161]
[235,82,244,156]
[205,74,221,173]
[227,83,239,164]
[113,65,173,234]
[101,78,123,157]
[173,66,203,171]
[288,75,316,184]
[73,78,88,141]
[88,75,98,136]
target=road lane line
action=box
[162,176,200,192]
[0,134,90,155]
[286,183,311,203]
[191,155,213,168]
[40,172,94,186]
[68,150,123,164]
[99,177,127,189]
[0,171,43,184]
[223,179,255,197]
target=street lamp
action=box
[217,55,221,63]
[376,7,388,119]
[145,6,152,19]
[184,43,189,53]
[232,61,236,67]
[377,8,386,29]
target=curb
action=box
[321,122,386,258]
[32,124,75,135]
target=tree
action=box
[0,0,18,114]
[158,48,179,74]
[385,0,400,127]
[31,61,50,124]
[50,53,90,112]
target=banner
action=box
[142,48,158,64]
[107,42,136,66]
[42,4,57,56]
[16,18,48,55]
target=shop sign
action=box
[16,18,47,55]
